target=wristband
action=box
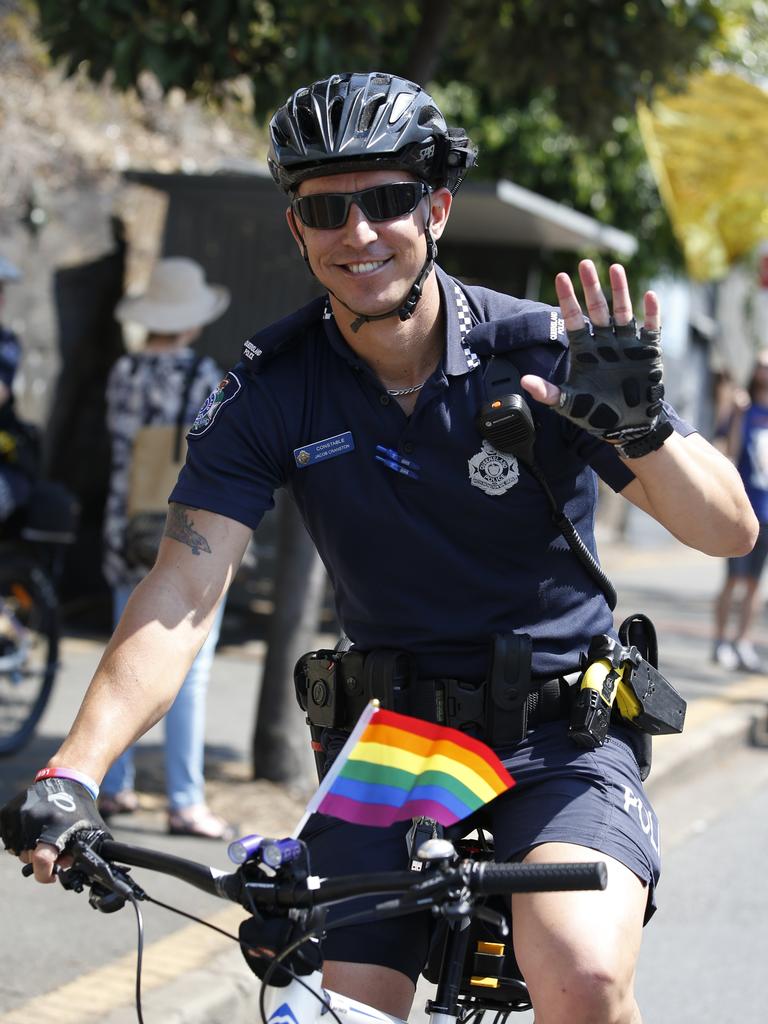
[612,417,674,460]
[34,767,100,801]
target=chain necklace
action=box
[385,379,429,397]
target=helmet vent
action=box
[419,105,441,127]
[272,123,289,146]
[329,96,344,139]
[296,105,320,145]
[358,95,386,134]
[389,91,414,123]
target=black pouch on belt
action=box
[486,633,533,746]
[616,614,658,781]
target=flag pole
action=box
[291,700,379,839]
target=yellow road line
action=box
[0,905,245,1024]
[681,674,768,726]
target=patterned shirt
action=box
[103,348,224,587]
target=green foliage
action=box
[431,82,681,295]
[35,1,725,134]
[31,0,752,286]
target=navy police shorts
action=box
[300,720,661,984]
[727,520,768,580]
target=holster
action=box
[614,613,687,781]
[293,648,416,730]
[486,633,533,745]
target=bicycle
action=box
[21,826,607,1024]
[0,480,78,756]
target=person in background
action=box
[712,349,768,672]
[0,254,38,527]
[100,257,235,839]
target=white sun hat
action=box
[115,257,230,332]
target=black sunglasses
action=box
[292,181,430,230]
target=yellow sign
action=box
[637,71,768,281]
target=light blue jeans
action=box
[101,584,226,811]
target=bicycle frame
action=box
[32,832,606,1024]
[264,974,407,1024]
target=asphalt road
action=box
[636,741,768,1022]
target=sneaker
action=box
[712,640,739,671]
[734,639,763,673]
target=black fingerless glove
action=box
[0,778,110,856]
[557,319,672,458]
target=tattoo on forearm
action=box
[165,504,212,556]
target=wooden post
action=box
[251,492,327,785]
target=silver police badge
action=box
[468,440,519,495]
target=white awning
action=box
[447,179,637,256]
[129,163,638,257]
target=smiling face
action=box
[286,169,451,323]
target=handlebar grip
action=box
[472,860,607,894]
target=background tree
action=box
[29,0,762,782]
[33,0,762,287]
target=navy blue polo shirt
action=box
[172,265,693,681]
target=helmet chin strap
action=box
[291,207,438,334]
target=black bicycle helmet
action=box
[268,72,477,195]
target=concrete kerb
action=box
[98,950,255,1024]
[647,674,768,796]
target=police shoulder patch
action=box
[188,371,242,438]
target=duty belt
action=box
[294,643,574,745]
[397,675,572,738]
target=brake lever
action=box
[21,839,147,913]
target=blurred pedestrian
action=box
[100,257,235,838]
[712,349,768,672]
[0,255,38,528]
[711,368,748,440]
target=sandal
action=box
[98,790,140,818]
[168,805,237,841]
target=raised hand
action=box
[522,260,671,459]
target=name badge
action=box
[293,431,355,468]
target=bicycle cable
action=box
[125,893,146,1024]
[259,930,344,1024]
[129,890,316,1024]
[256,884,458,1024]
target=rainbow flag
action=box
[296,703,514,832]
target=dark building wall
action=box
[128,171,548,366]
[127,172,324,367]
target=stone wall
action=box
[0,10,266,428]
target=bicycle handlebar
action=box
[93,835,607,909]
[471,859,608,894]
[20,831,608,1024]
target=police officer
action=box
[0,74,758,1024]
